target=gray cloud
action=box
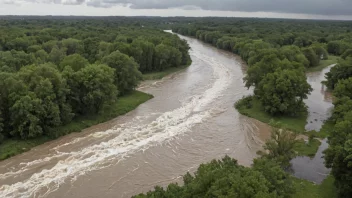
[110,0,352,15]
[2,0,352,15]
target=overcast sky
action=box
[1,0,352,20]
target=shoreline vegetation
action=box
[0,19,192,161]
[0,90,153,160]
[306,55,339,72]
[0,61,193,161]
[234,54,339,158]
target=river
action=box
[0,34,333,197]
[291,65,334,184]
[0,34,271,198]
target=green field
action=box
[236,97,307,133]
[306,55,339,72]
[293,176,337,198]
[235,97,325,157]
[294,139,322,157]
[0,91,153,160]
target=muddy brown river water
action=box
[0,34,333,197]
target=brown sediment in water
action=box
[0,33,334,197]
[0,34,268,198]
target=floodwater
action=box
[0,34,271,198]
[304,65,335,132]
[291,65,335,184]
[0,33,335,197]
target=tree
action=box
[131,40,155,73]
[252,158,295,197]
[341,49,352,60]
[325,57,352,89]
[42,40,58,53]
[325,112,352,197]
[34,49,49,64]
[0,110,3,143]
[64,64,117,114]
[59,54,89,71]
[245,54,282,89]
[334,77,352,99]
[10,93,44,139]
[0,72,28,137]
[61,38,83,55]
[82,37,99,63]
[260,126,298,169]
[0,50,35,71]
[328,41,351,55]
[311,43,329,60]
[134,156,294,198]
[279,45,309,67]
[49,46,66,65]
[102,51,142,95]
[257,69,312,115]
[302,47,319,67]
[331,97,352,123]
[17,64,73,131]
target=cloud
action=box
[1,0,352,15]
[111,0,352,15]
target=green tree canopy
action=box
[102,51,142,95]
[257,69,312,115]
[64,64,117,114]
[59,54,89,71]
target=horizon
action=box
[1,1,352,21]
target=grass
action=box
[235,97,327,157]
[235,97,307,133]
[306,120,335,139]
[294,139,322,157]
[142,64,191,80]
[0,91,153,161]
[293,176,337,198]
[306,55,339,72]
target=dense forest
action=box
[0,17,190,147]
[134,17,352,197]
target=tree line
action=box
[0,18,190,144]
[324,55,352,197]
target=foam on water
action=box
[0,51,233,198]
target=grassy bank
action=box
[306,55,339,72]
[235,96,324,157]
[294,139,322,157]
[235,97,307,133]
[142,63,191,80]
[0,91,153,160]
[293,176,337,198]
[306,120,334,139]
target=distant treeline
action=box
[0,18,190,143]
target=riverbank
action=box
[236,97,323,156]
[0,91,153,161]
[142,62,192,80]
[235,97,307,133]
[306,55,339,72]
[0,63,194,161]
